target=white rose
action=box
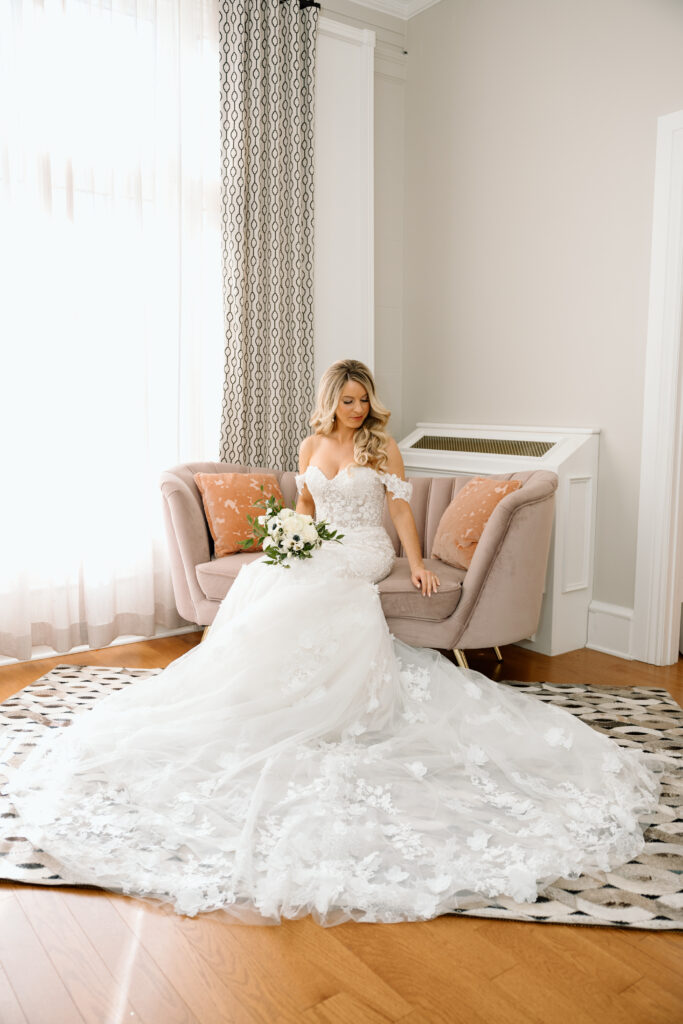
[303,524,318,543]
[279,508,295,520]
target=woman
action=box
[5,360,664,926]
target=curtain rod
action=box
[279,0,321,10]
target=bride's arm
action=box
[296,435,316,518]
[382,440,440,597]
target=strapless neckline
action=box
[304,463,375,483]
[296,464,415,509]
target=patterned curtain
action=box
[218,0,319,472]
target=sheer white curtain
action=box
[0,0,223,663]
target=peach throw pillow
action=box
[194,472,284,558]
[431,476,522,570]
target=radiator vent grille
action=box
[409,436,555,457]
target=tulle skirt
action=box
[5,540,665,926]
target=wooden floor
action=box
[0,636,681,1024]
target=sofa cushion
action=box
[378,558,464,622]
[194,471,284,557]
[431,476,522,569]
[197,553,464,618]
[196,552,264,600]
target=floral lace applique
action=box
[377,471,413,503]
[544,727,574,749]
[399,662,432,704]
[381,821,428,861]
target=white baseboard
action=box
[586,601,633,661]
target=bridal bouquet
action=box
[238,485,344,567]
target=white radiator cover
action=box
[398,423,601,657]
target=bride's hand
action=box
[411,565,440,597]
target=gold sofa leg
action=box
[201,627,210,643]
[453,648,469,669]
[493,646,503,661]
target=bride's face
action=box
[336,379,370,430]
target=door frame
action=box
[632,109,683,665]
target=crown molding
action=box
[343,0,443,20]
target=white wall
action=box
[321,0,407,439]
[314,20,374,381]
[403,0,683,614]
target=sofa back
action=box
[382,471,558,557]
[160,461,559,562]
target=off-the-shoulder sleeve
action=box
[378,471,413,502]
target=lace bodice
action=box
[295,464,413,530]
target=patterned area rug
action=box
[0,665,681,931]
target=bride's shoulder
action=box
[379,436,405,475]
[298,433,319,470]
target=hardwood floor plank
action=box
[0,893,86,1024]
[333,919,540,1024]
[111,894,307,1024]
[141,905,313,1023]
[634,928,683,975]
[489,919,643,992]
[222,920,339,1016]
[487,921,643,1023]
[597,929,683,1002]
[56,887,199,1024]
[15,886,141,1024]
[617,976,683,1023]
[231,916,411,1022]
[0,961,29,1024]
[394,1010,441,1024]
[109,895,248,1024]
[299,991,393,1023]
[489,963,602,1024]
[411,915,518,980]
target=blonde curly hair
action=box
[309,359,392,472]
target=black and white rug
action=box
[1,665,681,931]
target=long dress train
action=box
[4,464,664,925]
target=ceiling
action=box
[346,0,443,20]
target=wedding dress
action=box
[5,464,664,926]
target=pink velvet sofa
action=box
[160,462,558,667]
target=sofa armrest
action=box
[450,472,558,647]
[160,475,213,622]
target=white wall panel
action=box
[314,19,375,386]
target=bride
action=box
[5,359,664,927]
